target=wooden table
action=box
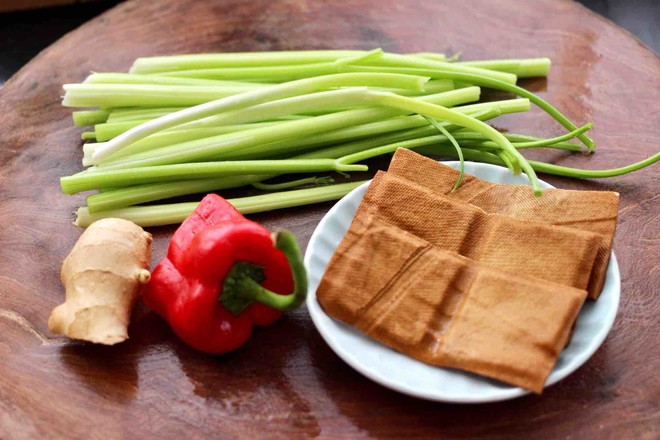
[0,0,658,438]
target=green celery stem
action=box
[342,63,594,151]
[528,153,660,178]
[73,109,110,127]
[74,180,366,228]
[91,72,430,163]
[457,58,551,78]
[430,147,659,179]
[252,176,334,191]
[129,50,372,74]
[61,159,367,194]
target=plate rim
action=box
[304,161,620,403]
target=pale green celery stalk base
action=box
[90,95,510,186]
[84,122,286,165]
[79,102,522,213]
[84,72,272,87]
[62,159,367,194]
[457,58,551,78]
[96,105,400,169]
[62,84,265,108]
[82,125,464,212]
[124,93,518,168]
[86,176,260,212]
[84,99,514,209]
[212,88,487,161]
[171,87,379,130]
[95,119,152,141]
[227,100,519,163]
[81,128,453,212]
[94,119,284,144]
[93,79,452,129]
[95,89,470,170]
[129,50,371,74]
[83,98,524,201]
[147,49,377,86]
[360,52,518,84]
[409,53,447,61]
[92,72,430,162]
[178,85,481,133]
[389,79,454,95]
[73,110,110,127]
[107,107,185,122]
[156,61,342,81]
[75,180,366,228]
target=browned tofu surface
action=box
[317,212,586,393]
[362,171,601,292]
[388,148,619,299]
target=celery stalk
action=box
[83,121,286,166]
[106,107,185,122]
[157,62,340,81]
[97,92,522,170]
[409,53,447,61]
[252,176,334,191]
[363,91,542,194]
[72,109,110,127]
[92,87,372,140]
[360,51,518,84]
[95,91,465,170]
[84,122,287,164]
[218,99,524,161]
[84,72,272,87]
[528,153,660,178]
[95,120,152,141]
[75,180,367,227]
[61,159,367,194]
[457,58,551,78]
[130,50,371,74]
[180,86,480,133]
[341,61,594,150]
[62,83,266,108]
[91,72,430,163]
[78,105,578,213]
[85,176,261,212]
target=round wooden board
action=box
[0,0,658,438]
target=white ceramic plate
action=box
[305,161,620,403]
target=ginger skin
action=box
[48,218,152,345]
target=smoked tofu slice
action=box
[387,148,619,299]
[359,171,601,292]
[317,213,586,393]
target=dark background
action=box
[0,0,657,84]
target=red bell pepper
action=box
[142,193,307,354]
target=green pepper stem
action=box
[222,231,308,314]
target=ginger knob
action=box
[48,218,152,345]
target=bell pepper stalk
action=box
[142,193,307,354]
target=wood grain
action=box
[0,0,658,438]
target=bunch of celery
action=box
[61,49,659,227]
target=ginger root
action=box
[48,218,152,345]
